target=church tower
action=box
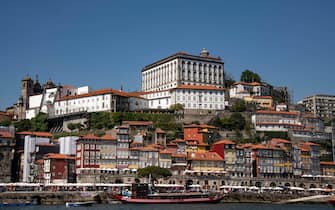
[21,75,34,110]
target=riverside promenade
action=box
[0,191,332,205]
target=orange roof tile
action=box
[320,161,335,166]
[81,133,116,141]
[44,153,75,160]
[58,88,145,101]
[187,151,223,161]
[0,131,13,138]
[233,81,263,86]
[17,131,52,138]
[175,84,225,91]
[213,139,236,145]
[159,149,173,154]
[171,153,187,158]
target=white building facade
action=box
[141,49,226,110]
[141,49,225,92]
[229,82,271,99]
[54,89,147,116]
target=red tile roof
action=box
[0,131,13,138]
[80,133,116,141]
[171,153,187,158]
[233,82,263,86]
[58,88,144,101]
[17,131,52,138]
[187,151,223,161]
[44,153,75,160]
[213,139,236,145]
[320,161,335,166]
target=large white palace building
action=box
[140,49,227,110]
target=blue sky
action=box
[1,0,334,110]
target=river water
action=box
[0,203,331,210]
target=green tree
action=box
[0,120,11,127]
[230,112,246,130]
[67,123,77,132]
[230,99,246,112]
[30,113,49,131]
[137,166,172,179]
[14,119,32,132]
[169,103,184,111]
[240,69,261,83]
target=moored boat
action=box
[329,197,335,205]
[65,201,95,207]
[113,183,223,204]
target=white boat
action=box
[65,201,95,207]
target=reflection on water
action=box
[1,203,331,210]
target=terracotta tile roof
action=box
[57,88,145,101]
[187,151,223,161]
[255,110,299,115]
[213,139,236,145]
[139,146,159,152]
[251,144,269,150]
[175,84,224,91]
[44,153,75,160]
[0,131,13,138]
[320,161,335,166]
[271,138,291,144]
[123,121,153,126]
[233,81,263,86]
[159,149,173,154]
[171,153,187,158]
[17,131,53,138]
[80,133,116,141]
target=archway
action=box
[299,183,305,188]
[270,182,276,187]
[284,183,291,187]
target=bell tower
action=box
[21,75,34,110]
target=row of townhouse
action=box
[2,119,333,185]
[251,109,330,141]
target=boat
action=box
[65,201,95,207]
[113,183,223,204]
[329,197,335,205]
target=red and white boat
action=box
[113,183,223,204]
[114,192,223,204]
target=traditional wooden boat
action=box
[65,201,95,207]
[329,197,335,205]
[113,183,223,204]
[114,193,223,204]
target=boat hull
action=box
[65,201,95,207]
[114,194,223,204]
